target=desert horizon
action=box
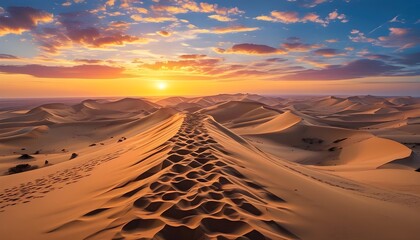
[1,0,419,239]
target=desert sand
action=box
[0,94,419,240]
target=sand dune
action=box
[0,95,419,240]
[155,93,283,109]
[198,101,280,129]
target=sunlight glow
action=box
[156,81,167,90]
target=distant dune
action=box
[0,94,419,240]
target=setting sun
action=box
[156,81,167,90]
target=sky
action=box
[0,0,419,97]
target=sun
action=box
[156,81,167,90]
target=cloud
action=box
[0,54,18,59]
[296,56,329,68]
[363,54,393,61]
[281,37,322,52]
[349,29,375,43]
[255,9,347,26]
[0,6,53,36]
[327,9,348,22]
[255,11,300,23]
[215,38,322,55]
[105,0,115,7]
[151,5,188,14]
[0,64,129,78]
[395,52,420,66]
[313,48,344,57]
[208,15,235,22]
[212,25,259,34]
[131,14,177,23]
[157,30,171,37]
[150,1,244,16]
[74,59,104,64]
[325,39,338,43]
[179,54,207,59]
[34,11,151,53]
[266,58,287,62]
[134,7,148,14]
[215,43,286,55]
[350,28,420,50]
[108,21,131,30]
[140,57,223,73]
[281,59,404,80]
[377,28,420,50]
[301,13,327,26]
[291,0,328,8]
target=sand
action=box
[0,94,419,240]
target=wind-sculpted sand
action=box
[0,94,419,240]
[46,113,297,240]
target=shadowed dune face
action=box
[0,94,420,240]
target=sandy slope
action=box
[0,95,419,240]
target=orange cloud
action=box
[108,21,131,30]
[161,1,244,16]
[213,25,259,34]
[34,11,151,53]
[325,39,338,43]
[255,11,299,23]
[105,0,115,7]
[140,57,223,73]
[208,15,235,22]
[0,64,129,79]
[296,56,329,68]
[0,7,53,36]
[301,13,327,26]
[151,5,188,14]
[131,14,177,23]
[157,30,171,37]
[179,54,207,59]
[74,59,103,64]
[134,7,148,14]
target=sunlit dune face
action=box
[156,81,168,90]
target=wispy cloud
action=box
[212,25,259,34]
[313,48,345,57]
[281,59,405,80]
[281,37,322,52]
[214,43,286,55]
[0,53,19,59]
[208,15,235,22]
